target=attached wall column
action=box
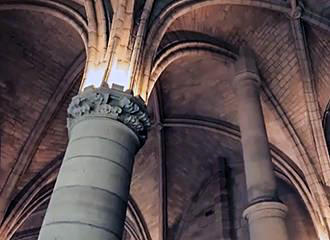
[38,85,150,240]
[233,47,289,240]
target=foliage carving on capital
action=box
[67,86,151,142]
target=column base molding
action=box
[243,201,288,221]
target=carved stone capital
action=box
[67,85,151,143]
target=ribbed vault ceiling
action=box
[0,6,85,234]
[0,9,84,193]
[0,1,329,240]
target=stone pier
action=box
[38,85,150,240]
[234,47,289,240]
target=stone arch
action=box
[173,161,233,240]
[138,0,292,97]
[162,116,323,238]
[148,38,329,237]
[0,0,88,50]
[137,0,330,99]
[0,8,87,225]
[150,39,323,212]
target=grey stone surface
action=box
[234,47,288,240]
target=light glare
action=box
[83,66,105,89]
[108,59,130,90]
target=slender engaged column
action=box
[38,85,150,240]
[233,47,289,240]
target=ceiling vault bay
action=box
[149,42,324,238]
[0,0,87,229]
[141,1,330,239]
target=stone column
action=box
[38,85,150,240]
[233,47,289,240]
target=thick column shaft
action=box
[38,86,150,240]
[234,47,289,240]
[235,77,277,202]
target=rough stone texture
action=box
[11,176,318,240]
[159,55,236,123]
[131,128,160,240]
[37,86,150,240]
[234,47,279,205]
[54,0,86,17]
[152,125,317,240]
[12,202,48,240]
[261,100,299,165]
[14,79,81,196]
[164,127,243,239]
[177,161,233,240]
[160,4,319,177]
[278,179,318,240]
[11,201,132,240]
[307,25,330,114]
[161,6,276,50]
[0,10,83,193]
[0,2,327,240]
[303,0,330,17]
[149,0,174,23]
[157,51,301,170]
